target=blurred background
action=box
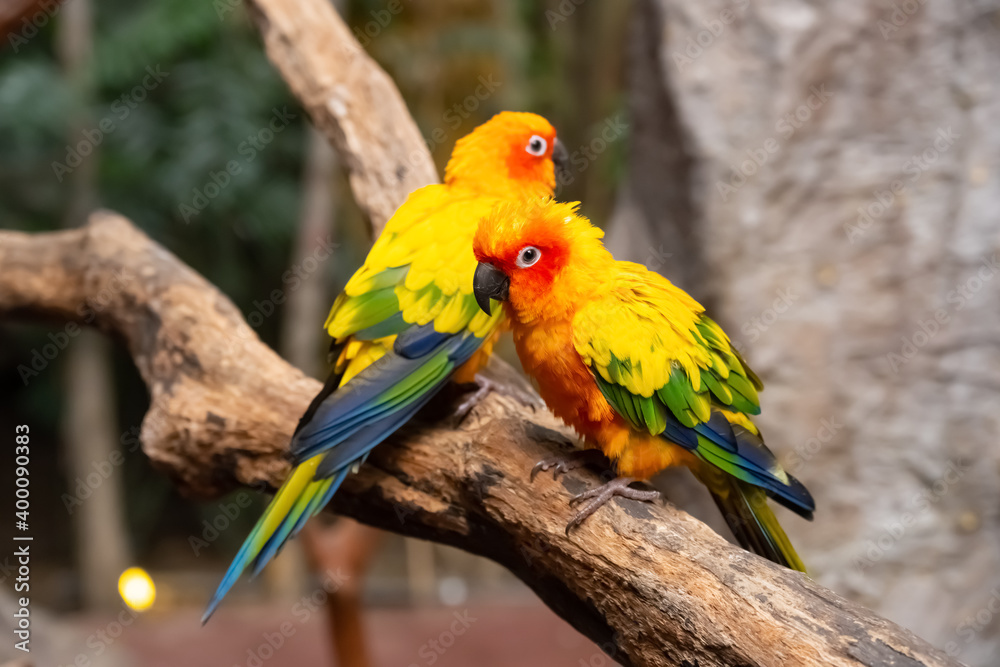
[1,0,998,666]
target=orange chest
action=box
[510,319,614,439]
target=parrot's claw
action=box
[453,374,543,423]
[564,477,660,535]
[530,449,609,482]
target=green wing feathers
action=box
[574,267,814,570]
[326,191,501,344]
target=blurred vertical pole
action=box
[56,0,97,224]
[264,127,337,605]
[404,537,436,605]
[62,335,131,609]
[56,0,133,609]
[277,129,338,375]
[300,521,382,667]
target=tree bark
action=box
[244,0,438,236]
[0,215,965,667]
[607,1,1000,663]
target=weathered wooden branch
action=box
[0,216,963,667]
[245,0,439,235]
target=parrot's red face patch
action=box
[505,239,569,304]
[444,112,561,197]
[474,200,574,306]
[474,198,605,322]
[505,127,558,185]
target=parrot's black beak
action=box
[552,138,571,186]
[473,262,509,316]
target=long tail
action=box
[201,456,349,623]
[708,476,807,573]
[203,326,488,622]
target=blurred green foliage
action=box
[1,0,315,600]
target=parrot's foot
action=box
[530,449,610,482]
[565,477,660,535]
[453,374,543,423]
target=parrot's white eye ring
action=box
[525,135,547,156]
[516,246,541,268]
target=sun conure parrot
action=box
[203,113,569,621]
[471,198,814,571]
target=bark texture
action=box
[245,0,439,235]
[608,1,1000,663]
[0,212,966,667]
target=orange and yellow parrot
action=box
[203,113,568,620]
[471,198,814,571]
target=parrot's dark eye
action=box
[516,246,541,268]
[525,135,547,157]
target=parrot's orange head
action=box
[473,198,610,322]
[446,112,568,198]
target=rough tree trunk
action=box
[608,1,1000,664]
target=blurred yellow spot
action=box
[816,264,838,287]
[118,567,156,611]
[958,511,980,533]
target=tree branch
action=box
[244,0,439,235]
[0,216,962,667]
